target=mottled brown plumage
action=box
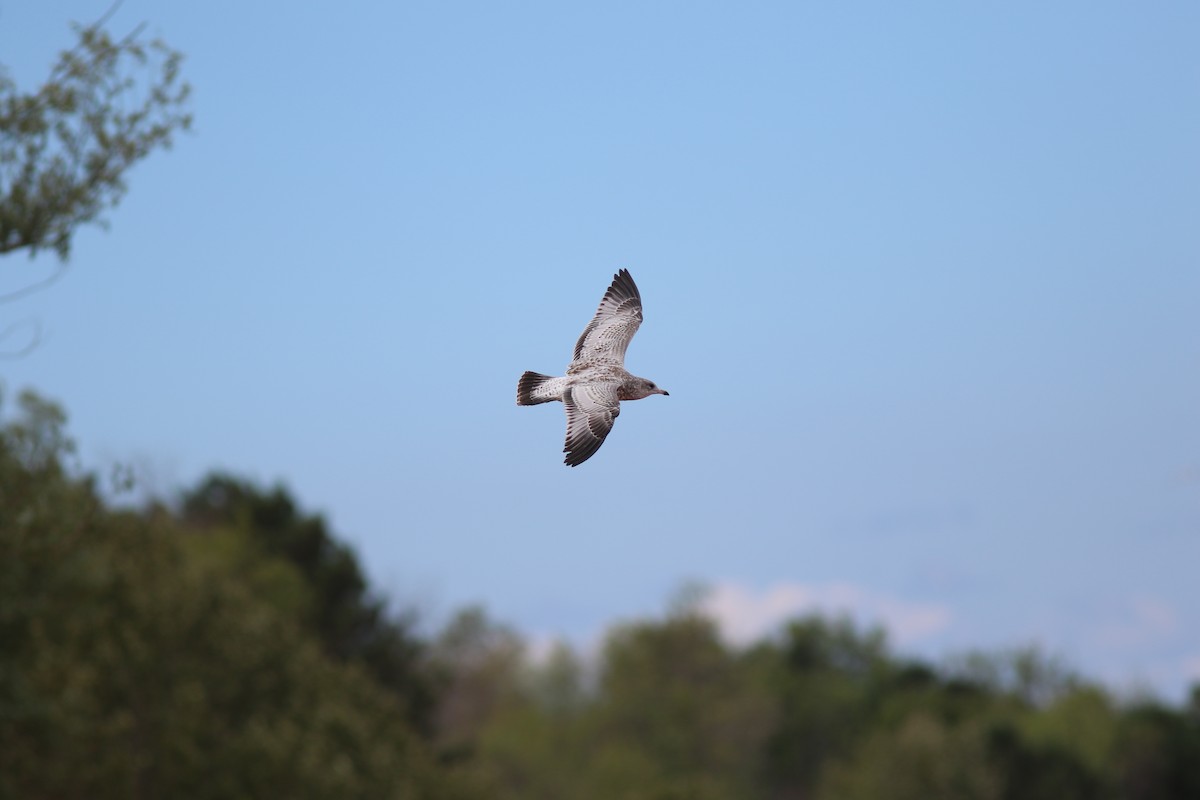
[517,269,668,466]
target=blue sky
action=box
[2,2,1198,698]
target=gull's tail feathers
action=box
[517,371,557,406]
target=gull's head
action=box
[636,378,669,399]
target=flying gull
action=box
[517,269,668,466]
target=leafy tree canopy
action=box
[0,390,468,799]
[3,388,1199,800]
[0,7,191,263]
[179,471,436,734]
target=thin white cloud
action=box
[701,580,953,647]
[1089,595,1179,650]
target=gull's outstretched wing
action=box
[571,269,643,367]
[562,383,621,467]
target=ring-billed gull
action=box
[517,269,668,466]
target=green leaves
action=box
[2,388,1199,799]
[0,392,467,800]
[0,15,192,260]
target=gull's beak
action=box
[660,389,670,396]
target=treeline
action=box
[2,389,1199,799]
[0,390,462,799]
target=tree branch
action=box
[0,261,68,304]
[0,319,43,358]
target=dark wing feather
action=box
[571,269,643,366]
[562,383,621,466]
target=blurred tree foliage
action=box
[177,473,436,735]
[0,390,469,799]
[438,598,1200,800]
[0,9,191,263]
[2,388,1199,799]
